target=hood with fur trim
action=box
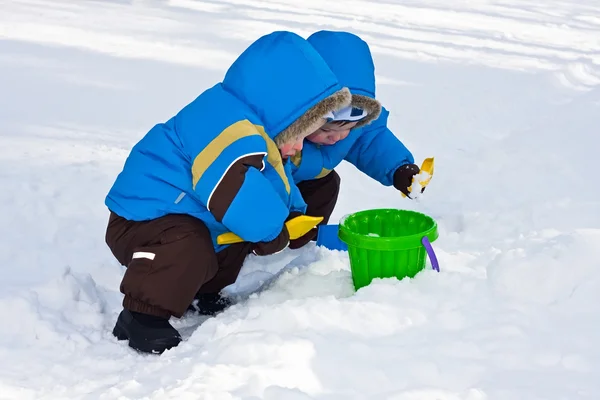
[307,30,382,128]
[222,31,351,146]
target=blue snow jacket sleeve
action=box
[290,115,414,186]
[344,107,414,186]
[177,105,290,243]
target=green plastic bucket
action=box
[338,209,439,290]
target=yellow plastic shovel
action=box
[216,215,324,245]
[402,157,435,198]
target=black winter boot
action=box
[112,309,182,354]
[187,292,233,316]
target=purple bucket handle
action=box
[421,236,440,272]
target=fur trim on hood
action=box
[351,94,382,128]
[274,87,351,146]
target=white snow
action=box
[1,0,599,399]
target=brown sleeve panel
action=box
[208,153,265,222]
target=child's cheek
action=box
[279,143,292,154]
[308,133,328,145]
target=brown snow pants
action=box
[105,170,341,318]
[105,213,253,318]
[290,170,341,248]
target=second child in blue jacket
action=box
[288,30,423,249]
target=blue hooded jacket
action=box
[105,31,347,251]
[292,31,414,185]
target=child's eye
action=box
[321,129,331,133]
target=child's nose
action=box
[293,140,303,151]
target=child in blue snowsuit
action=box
[288,31,422,248]
[104,31,351,354]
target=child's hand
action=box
[289,228,318,249]
[393,163,422,198]
[253,227,290,256]
[286,211,318,249]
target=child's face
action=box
[279,137,304,158]
[306,121,359,145]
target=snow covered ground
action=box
[1,0,599,398]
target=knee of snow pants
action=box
[105,212,251,318]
